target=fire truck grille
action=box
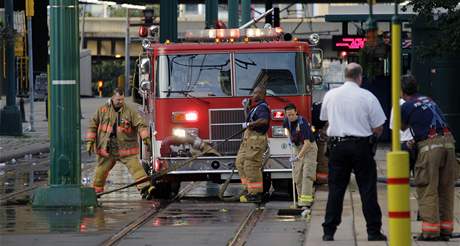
[209,109,245,155]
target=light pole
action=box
[125,7,130,96]
[0,0,22,136]
[26,0,35,132]
[32,0,97,208]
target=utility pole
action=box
[32,0,97,208]
[241,0,251,26]
[205,0,218,29]
[0,0,22,136]
[160,0,178,43]
[387,1,411,245]
[228,0,238,29]
[125,7,130,96]
[26,0,35,132]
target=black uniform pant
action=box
[322,138,382,236]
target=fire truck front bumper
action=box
[158,155,293,180]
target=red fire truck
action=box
[136,28,323,198]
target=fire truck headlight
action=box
[272,126,287,138]
[173,128,187,138]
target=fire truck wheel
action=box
[151,181,180,199]
[272,179,294,199]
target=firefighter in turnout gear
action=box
[283,103,318,207]
[400,75,457,241]
[236,86,270,203]
[85,88,155,199]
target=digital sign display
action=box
[332,35,367,52]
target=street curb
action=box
[0,144,49,163]
[377,176,460,187]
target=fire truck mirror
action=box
[140,80,151,91]
[311,48,323,70]
[311,75,323,86]
[140,58,151,75]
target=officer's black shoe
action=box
[368,233,387,241]
[140,185,155,200]
[240,193,262,203]
[415,234,440,241]
[322,234,334,241]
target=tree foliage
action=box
[92,60,124,94]
[409,0,460,56]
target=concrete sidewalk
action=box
[304,148,460,246]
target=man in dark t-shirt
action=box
[400,75,457,241]
[283,103,318,207]
[235,86,270,203]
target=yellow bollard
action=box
[387,11,411,246]
[387,151,411,246]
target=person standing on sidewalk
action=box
[85,88,155,199]
[283,103,318,207]
[236,86,270,203]
[390,98,417,174]
[320,63,387,241]
[400,75,457,241]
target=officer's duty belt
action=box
[329,136,369,143]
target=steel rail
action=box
[227,205,264,246]
[100,181,198,246]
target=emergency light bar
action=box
[184,27,284,42]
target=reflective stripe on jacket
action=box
[86,100,149,157]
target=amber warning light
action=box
[172,111,198,123]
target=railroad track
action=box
[100,181,198,246]
[227,204,265,246]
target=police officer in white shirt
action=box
[320,63,387,241]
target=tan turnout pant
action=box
[235,129,268,194]
[293,143,318,205]
[93,154,150,193]
[415,135,457,237]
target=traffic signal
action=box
[143,9,154,25]
[97,80,103,97]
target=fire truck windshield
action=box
[235,52,306,96]
[157,52,308,98]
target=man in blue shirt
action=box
[236,86,270,203]
[400,75,457,241]
[283,103,318,207]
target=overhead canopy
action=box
[325,14,414,22]
[107,0,405,4]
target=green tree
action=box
[409,0,460,57]
[92,60,124,95]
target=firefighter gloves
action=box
[289,156,300,163]
[143,138,151,149]
[242,98,251,109]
